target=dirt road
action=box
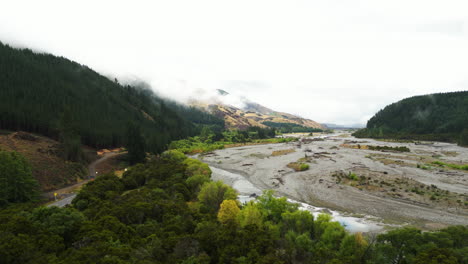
[47,151,125,207]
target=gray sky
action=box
[1,0,467,125]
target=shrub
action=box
[347,172,359,181]
[287,162,309,171]
[299,163,310,171]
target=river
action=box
[210,166,385,233]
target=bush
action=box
[287,162,310,171]
[347,172,359,181]
[299,163,310,171]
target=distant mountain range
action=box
[190,89,325,131]
[323,123,365,129]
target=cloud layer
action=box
[1,0,467,125]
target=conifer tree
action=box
[126,122,146,164]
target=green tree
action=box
[197,181,237,213]
[0,150,39,205]
[199,126,215,143]
[459,128,468,146]
[59,107,83,162]
[126,122,146,165]
[238,201,263,228]
[339,233,369,264]
[256,190,298,223]
[28,206,84,244]
[414,248,458,264]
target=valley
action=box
[199,133,468,230]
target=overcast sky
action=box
[1,0,467,125]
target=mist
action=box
[1,0,467,125]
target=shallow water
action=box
[210,165,384,233]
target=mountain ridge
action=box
[191,89,325,130]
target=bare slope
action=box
[0,131,88,191]
[190,90,325,130]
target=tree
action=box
[339,233,369,264]
[0,150,39,205]
[414,248,458,264]
[217,200,240,225]
[28,206,84,244]
[281,210,314,235]
[238,201,263,228]
[459,128,468,146]
[197,181,237,213]
[126,122,146,165]
[256,190,298,223]
[199,126,215,143]
[58,107,83,162]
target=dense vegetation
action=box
[0,150,39,206]
[0,150,466,263]
[263,121,323,133]
[169,126,293,154]
[353,91,468,145]
[0,42,223,155]
[368,145,410,152]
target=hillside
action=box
[191,90,325,131]
[0,42,223,153]
[353,91,468,145]
[0,131,88,191]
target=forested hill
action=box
[0,41,223,153]
[353,91,468,145]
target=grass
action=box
[441,151,459,157]
[431,161,468,171]
[287,162,309,171]
[170,137,296,155]
[417,164,431,170]
[272,148,296,156]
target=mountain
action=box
[192,89,325,131]
[0,41,223,153]
[353,91,468,145]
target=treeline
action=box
[263,121,323,133]
[169,126,283,154]
[0,41,224,154]
[0,150,466,263]
[353,91,468,145]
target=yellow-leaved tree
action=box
[217,200,240,225]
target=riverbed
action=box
[200,133,468,231]
[210,166,385,233]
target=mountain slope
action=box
[0,131,88,191]
[0,42,222,152]
[353,91,468,144]
[192,90,325,130]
